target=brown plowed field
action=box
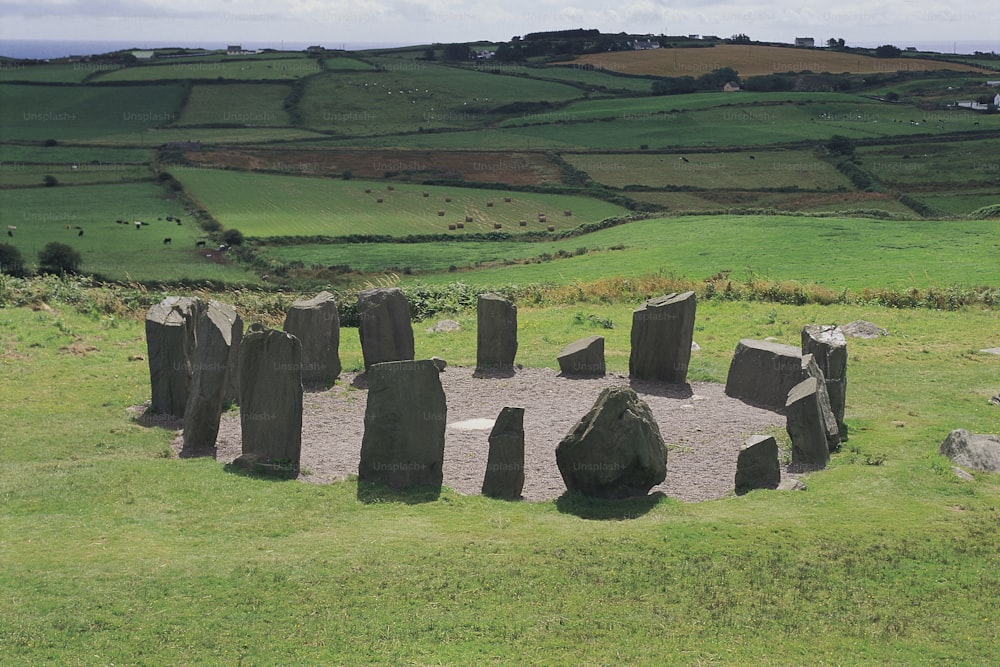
[182,149,566,186]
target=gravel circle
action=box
[183,367,789,503]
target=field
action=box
[0,163,153,187]
[91,56,324,82]
[568,44,988,78]
[173,167,628,238]
[175,83,293,127]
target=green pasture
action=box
[921,191,1000,216]
[94,126,329,146]
[92,57,323,82]
[0,144,152,164]
[626,190,918,216]
[857,138,1000,187]
[0,62,95,83]
[298,66,585,135]
[175,83,292,127]
[0,163,152,187]
[173,167,627,238]
[0,182,256,282]
[0,292,997,664]
[397,214,1000,289]
[0,84,186,142]
[503,64,657,93]
[564,149,850,189]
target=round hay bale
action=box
[437,210,446,216]
[465,215,473,223]
[493,223,502,229]
[387,185,394,191]
[448,223,457,230]
[445,197,452,203]
[365,188,372,193]
[487,200,494,207]
[547,225,555,232]
[456,222,465,229]
[564,210,572,216]
[422,191,429,197]
[376,197,384,203]
[519,220,527,226]
[504,197,512,203]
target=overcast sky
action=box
[1,0,997,51]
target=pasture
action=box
[0,182,256,282]
[567,44,987,78]
[175,83,293,127]
[173,167,628,238]
[626,190,918,216]
[0,62,97,83]
[91,57,324,82]
[0,163,152,187]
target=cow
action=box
[163,237,172,245]
[6,229,11,237]
[78,229,83,237]
[135,221,142,230]
[196,240,206,247]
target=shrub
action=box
[0,243,27,277]
[220,228,245,246]
[42,175,59,187]
[38,242,81,275]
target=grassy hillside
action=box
[568,44,987,77]
[92,57,323,82]
[175,83,293,127]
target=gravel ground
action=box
[173,366,790,503]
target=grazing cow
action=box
[6,229,12,237]
[135,221,142,230]
[175,219,182,226]
[163,237,172,245]
[217,244,228,252]
[679,156,689,162]
[78,229,83,237]
[196,240,206,247]
[749,155,756,160]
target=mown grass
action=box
[0,293,997,664]
[173,167,628,238]
[175,83,293,127]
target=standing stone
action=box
[557,335,605,375]
[629,291,697,383]
[476,293,517,373]
[223,309,244,406]
[482,407,525,500]
[724,339,803,409]
[182,300,237,454]
[359,360,446,490]
[283,291,341,386]
[800,354,841,451]
[735,435,781,494]
[556,386,667,499]
[938,429,1000,473]
[785,377,830,468]
[145,296,198,416]
[234,324,303,472]
[357,287,415,370]
[802,325,848,429]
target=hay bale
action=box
[465,215,473,223]
[547,225,555,232]
[519,220,527,226]
[422,191,429,197]
[364,188,372,193]
[387,185,394,191]
[437,210,446,216]
[504,197,512,203]
[564,210,572,216]
[445,197,452,202]
[456,222,465,229]
[538,214,547,223]
[448,223,457,230]
[487,200,494,207]
[376,197,384,203]
[494,223,502,230]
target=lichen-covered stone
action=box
[476,293,518,373]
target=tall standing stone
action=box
[182,300,237,454]
[223,310,244,406]
[629,291,697,383]
[724,339,803,410]
[557,335,605,375]
[802,325,848,429]
[234,324,303,472]
[785,377,830,468]
[359,360,446,490]
[482,407,525,500]
[145,296,198,416]
[283,291,341,386]
[735,435,781,494]
[476,293,518,373]
[357,287,415,370]
[800,353,841,451]
[556,386,667,499]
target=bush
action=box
[220,228,245,246]
[0,243,27,277]
[38,242,81,275]
[42,175,59,187]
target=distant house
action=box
[131,50,154,60]
[306,45,325,54]
[632,40,660,50]
[226,45,255,55]
[688,34,701,40]
[723,81,741,92]
[987,81,1000,87]
[795,37,815,48]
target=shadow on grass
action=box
[555,490,669,520]
[223,457,299,481]
[356,479,442,505]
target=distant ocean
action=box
[848,40,997,54]
[0,40,413,59]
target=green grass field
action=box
[0,182,257,282]
[173,167,628,237]
[0,294,996,664]
[92,57,323,82]
[857,139,1000,187]
[175,83,293,127]
[0,163,152,187]
[0,144,153,164]
[0,62,96,83]
[0,84,187,141]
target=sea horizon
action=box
[1,37,997,61]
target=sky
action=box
[0,0,997,51]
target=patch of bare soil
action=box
[191,367,791,503]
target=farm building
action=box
[795,37,815,47]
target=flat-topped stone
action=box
[629,291,696,383]
[725,338,803,410]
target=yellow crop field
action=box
[567,44,985,78]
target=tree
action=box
[42,174,58,187]
[875,44,902,57]
[730,33,751,43]
[422,47,436,61]
[443,43,471,61]
[825,134,856,156]
[220,228,244,246]
[827,38,846,48]
[38,242,81,275]
[0,243,27,277]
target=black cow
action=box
[78,229,84,236]
[196,240,206,247]
[163,238,172,245]
[6,229,11,237]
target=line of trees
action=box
[0,241,82,277]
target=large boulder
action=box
[145,296,198,416]
[785,377,830,468]
[357,287,415,370]
[800,353,841,451]
[182,300,238,454]
[283,290,341,386]
[557,335,605,376]
[233,324,303,472]
[359,360,447,490]
[938,429,1000,473]
[556,386,667,499]
[476,293,518,373]
[725,339,803,410]
[735,435,781,494]
[481,407,525,500]
[802,325,847,429]
[629,291,697,383]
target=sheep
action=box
[679,156,689,162]
[163,237,172,244]
[6,225,15,230]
